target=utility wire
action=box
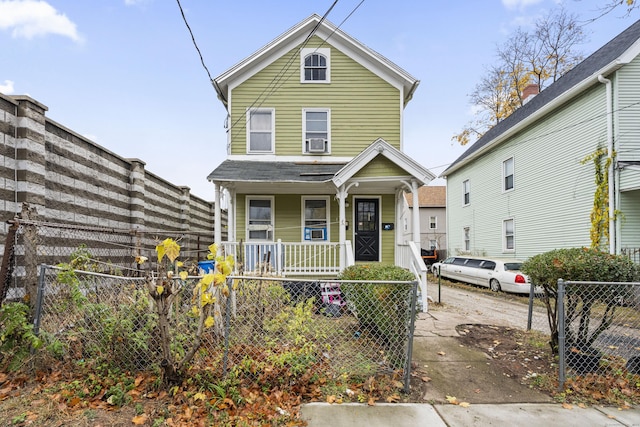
[175,0,214,86]
[227,0,343,142]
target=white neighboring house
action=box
[404,186,447,261]
[441,19,640,261]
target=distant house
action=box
[441,19,640,260]
[207,14,435,286]
[404,186,447,260]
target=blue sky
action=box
[0,0,637,199]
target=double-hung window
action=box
[503,157,514,191]
[463,180,470,206]
[247,108,274,153]
[303,109,329,153]
[302,197,329,241]
[247,197,273,241]
[429,216,437,230]
[504,219,515,251]
[301,48,330,83]
[463,227,470,251]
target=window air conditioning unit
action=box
[308,138,326,153]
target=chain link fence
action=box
[557,280,640,388]
[1,220,215,306]
[30,265,419,391]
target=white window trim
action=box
[503,157,514,192]
[429,215,437,230]
[503,218,515,252]
[246,196,275,242]
[462,180,470,206]
[463,227,470,252]
[302,108,331,154]
[301,47,331,83]
[246,108,275,154]
[301,196,330,242]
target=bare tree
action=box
[453,7,585,145]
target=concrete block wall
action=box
[0,92,223,249]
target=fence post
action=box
[222,277,233,377]
[527,282,535,331]
[32,264,47,337]
[403,281,419,394]
[557,278,566,391]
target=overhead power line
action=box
[175,0,214,86]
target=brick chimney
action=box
[522,84,539,104]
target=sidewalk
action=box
[300,307,640,426]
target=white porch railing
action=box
[220,240,353,276]
[397,241,429,312]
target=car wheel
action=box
[490,279,501,292]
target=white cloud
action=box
[502,0,544,9]
[0,80,15,94]
[124,0,150,6]
[0,0,83,42]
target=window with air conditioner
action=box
[303,109,330,154]
[302,197,329,241]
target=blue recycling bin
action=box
[197,260,215,274]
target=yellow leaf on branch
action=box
[156,285,164,296]
[179,271,188,280]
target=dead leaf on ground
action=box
[446,395,459,405]
[437,351,446,356]
[421,376,431,383]
[132,414,148,425]
[562,403,573,410]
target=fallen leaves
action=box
[445,395,470,407]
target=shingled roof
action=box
[405,185,446,208]
[207,160,346,183]
[443,19,640,176]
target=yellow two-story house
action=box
[208,14,434,294]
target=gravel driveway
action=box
[429,281,550,333]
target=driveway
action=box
[428,281,549,333]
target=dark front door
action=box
[354,198,380,262]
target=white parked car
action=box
[431,256,533,294]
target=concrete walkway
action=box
[300,303,640,426]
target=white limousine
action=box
[431,256,533,294]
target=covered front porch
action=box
[207,140,435,310]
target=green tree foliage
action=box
[522,248,639,355]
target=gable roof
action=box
[405,185,446,208]
[332,138,436,188]
[213,14,419,108]
[442,19,640,177]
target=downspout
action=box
[598,75,615,254]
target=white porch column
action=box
[336,182,359,270]
[337,186,347,270]
[411,180,421,250]
[227,188,236,242]
[214,182,222,243]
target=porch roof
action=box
[207,160,346,184]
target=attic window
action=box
[301,48,330,83]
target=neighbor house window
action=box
[301,48,330,82]
[463,227,470,251]
[247,197,273,241]
[429,216,437,229]
[463,180,470,206]
[247,108,274,153]
[303,109,330,153]
[504,219,515,251]
[302,197,329,241]
[503,157,514,191]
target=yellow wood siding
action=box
[230,37,401,156]
[353,154,410,178]
[380,194,396,264]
